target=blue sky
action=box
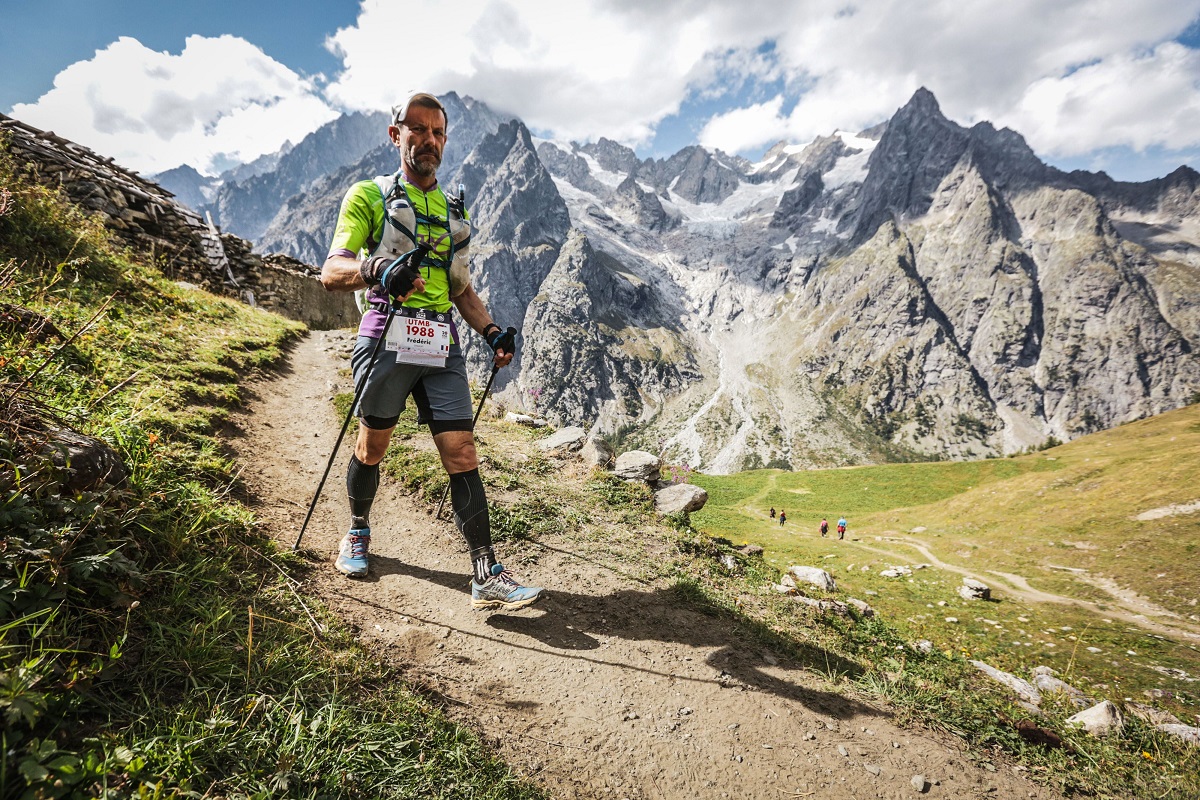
[5,1,1200,181]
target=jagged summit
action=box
[899,86,944,118]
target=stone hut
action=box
[1,113,355,330]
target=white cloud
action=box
[325,0,1200,164]
[10,35,337,175]
[323,0,764,145]
[1002,41,1200,156]
[11,2,1200,177]
[699,95,788,153]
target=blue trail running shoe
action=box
[336,528,370,578]
[471,564,544,610]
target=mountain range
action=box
[152,88,1200,473]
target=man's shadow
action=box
[352,553,881,722]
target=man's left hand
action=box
[485,325,517,368]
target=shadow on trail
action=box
[353,554,880,722]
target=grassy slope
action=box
[1,145,545,798]
[688,406,1200,788]
[370,397,1200,800]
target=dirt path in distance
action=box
[228,331,1059,800]
[851,536,1200,643]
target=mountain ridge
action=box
[149,87,1200,472]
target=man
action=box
[819,518,828,537]
[837,516,847,540]
[320,92,542,611]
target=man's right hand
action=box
[360,246,429,300]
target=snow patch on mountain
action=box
[824,131,877,188]
[577,151,626,188]
[671,168,799,224]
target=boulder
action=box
[613,450,662,482]
[880,566,912,578]
[505,411,548,428]
[1032,669,1092,708]
[738,544,764,557]
[1125,702,1181,726]
[580,436,615,468]
[970,660,1042,705]
[786,566,837,592]
[794,595,850,616]
[771,583,797,595]
[847,598,875,618]
[1066,701,1124,736]
[959,578,991,601]
[1155,724,1200,746]
[654,482,708,515]
[45,426,129,491]
[536,426,587,454]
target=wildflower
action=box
[1142,751,1154,761]
[147,433,159,445]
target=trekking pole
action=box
[292,306,397,551]
[292,245,428,552]
[434,361,501,520]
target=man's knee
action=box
[434,429,478,472]
[355,424,394,464]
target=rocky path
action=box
[228,331,1058,800]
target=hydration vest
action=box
[371,172,472,298]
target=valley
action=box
[690,403,1200,724]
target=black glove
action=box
[360,245,429,298]
[485,325,517,356]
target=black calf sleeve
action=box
[449,468,496,581]
[346,454,379,524]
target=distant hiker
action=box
[319,92,542,610]
[779,510,787,527]
[770,507,776,519]
[837,517,847,539]
[819,518,829,537]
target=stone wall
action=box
[1,113,357,330]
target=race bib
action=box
[385,306,451,367]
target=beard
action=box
[405,145,442,178]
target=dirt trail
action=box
[229,331,1057,800]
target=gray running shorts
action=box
[351,336,473,431]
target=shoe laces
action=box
[492,565,519,586]
[347,534,369,558]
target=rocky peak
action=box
[537,141,608,196]
[459,120,569,248]
[612,174,678,231]
[851,88,977,239]
[150,163,218,211]
[900,86,945,121]
[456,120,572,381]
[220,141,294,183]
[964,121,1051,187]
[579,137,641,175]
[212,110,388,240]
[644,145,742,204]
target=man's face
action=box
[391,103,446,179]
